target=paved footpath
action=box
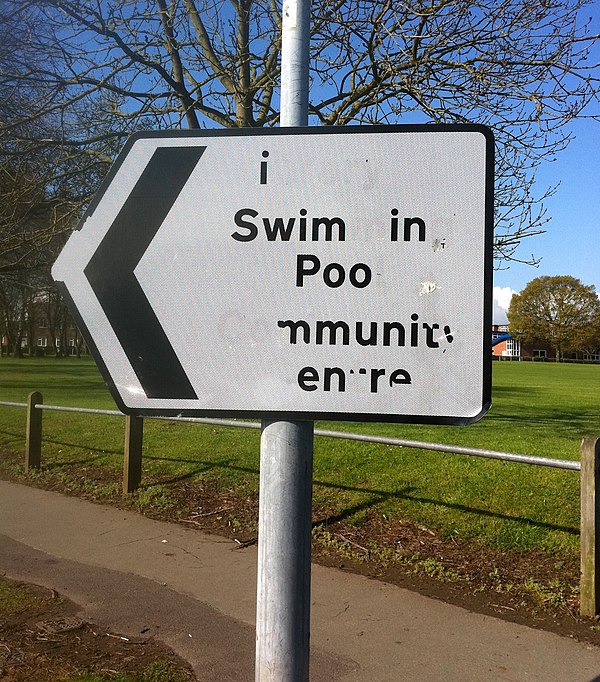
[2,480,600,682]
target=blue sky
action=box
[493,115,600,323]
[492,7,599,323]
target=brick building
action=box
[491,325,600,362]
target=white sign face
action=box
[52,126,493,424]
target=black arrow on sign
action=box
[85,146,206,399]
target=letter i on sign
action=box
[261,151,269,185]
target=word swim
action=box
[277,315,454,348]
[231,208,345,242]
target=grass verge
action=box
[2,357,598,554]
[1,357,600,641]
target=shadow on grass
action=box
[0,430,124,467]
[487,410,595,427]
[141,461,226,487]
[491,385,544,398]
[0,430,25,450]
[43,454,108,469]
[1,380,109,397]
[311,486,415,528]
[38,437,123,458]
[0,442,578,538]
[141,454,579,537]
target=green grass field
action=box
[1,357,599,555]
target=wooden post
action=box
[123,416,143,494]
[580,437,600,617]
[25,391,43,472]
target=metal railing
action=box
[1,394,598,617]
[0,398,580,471]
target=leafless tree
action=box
[1,0,598,263]
[1,4,135,284]
[0,13,83,279]
[0,273,38,356]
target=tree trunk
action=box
[15,331,23,358]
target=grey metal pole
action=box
[255,1,313,680]
[256,420,314,680]
[279,0,311,127]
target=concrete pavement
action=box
[1,479,600,681]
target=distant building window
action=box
[583,352,600,361]
[55,338,61,347]
[533,349,547,359]
[38,319,48,328]
[505,338,520,357]
[37,337,47,348]
[68,338,76,348]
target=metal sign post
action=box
[256,420,313,680]
[256,1,314,679]
[50,1,493,676]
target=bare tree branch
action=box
[0,0,598,267]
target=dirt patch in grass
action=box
[0,447,596,650]
[0,576,193,682]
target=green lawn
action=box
[1,357,599,554]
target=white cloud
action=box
[493,286,516,325]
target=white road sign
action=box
[52,125,494,424]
